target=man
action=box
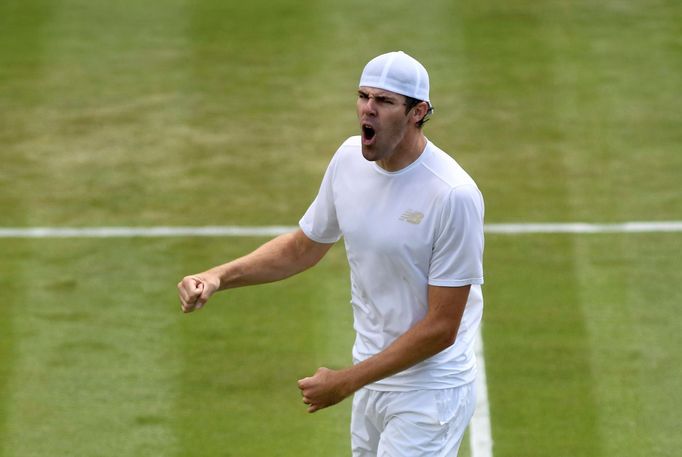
[177,51,485,456]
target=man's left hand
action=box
[297,367,352,413]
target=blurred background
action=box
[0,1,680,456]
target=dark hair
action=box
[404,96,433,128]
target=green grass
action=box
[484,235,601,456]
[1,0,681,456]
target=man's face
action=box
[356,86,413,163]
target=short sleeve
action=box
[428,184,485,286]
[299,152,343,243]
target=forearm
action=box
[206,230,329,290]
[296,316,456,413]
[339,285,469,396]
[342,316,457,393]
[297,285,469,412]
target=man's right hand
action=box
[177,274,219,313]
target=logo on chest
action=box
[399,210,425,225]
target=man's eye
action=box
[358,93,369,99]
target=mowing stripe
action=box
[0,221,681,238]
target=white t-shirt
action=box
[299,136,485,391]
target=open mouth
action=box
[362,124,376,144]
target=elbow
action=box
[433,325,458,352]
[442,331,458,349]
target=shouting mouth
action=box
[362,123,376,145]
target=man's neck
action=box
[377,133,427,172]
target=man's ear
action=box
[412,101,430,125]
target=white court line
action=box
[1,221,681,238]
[0,225,297,238]
[472,328,493,457]
[484,221,682,234]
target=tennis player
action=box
[178,50,485,456]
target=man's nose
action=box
[361,98,377,116]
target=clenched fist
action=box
[297,367,354,413]
[177,273,219,313]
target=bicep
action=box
[292,229,335,267]
[426,285,470,340]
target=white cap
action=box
[359,51,430,106]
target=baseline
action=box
[1,221,681,238]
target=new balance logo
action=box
[400,210,424,225]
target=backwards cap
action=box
[359,51,431,106]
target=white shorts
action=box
[350,383,476,457]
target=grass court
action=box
[1,1,680,456]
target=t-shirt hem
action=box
[298,222,341,244]
[363,375,476,392]
[428,278,484,287]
